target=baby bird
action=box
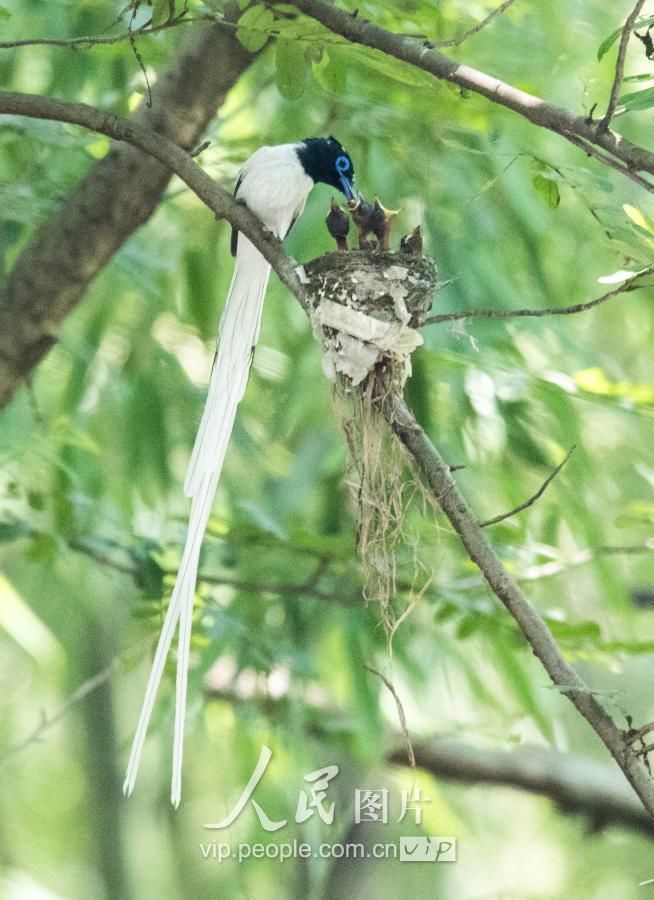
[400,224,423,256]
[326,198,350,250]
[348,197,377,249]
[369,198,399,251]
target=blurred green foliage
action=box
[1,1,654,898]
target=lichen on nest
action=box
[305,250,437,327]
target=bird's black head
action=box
[296,136,355,200]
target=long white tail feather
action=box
[124,234,271,802]
[185,237,270,497]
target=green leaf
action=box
[531,161,560,209]
[276,38,307,100]
[236,5,275,53]
[27,490,45,511]
[619,85,654,111]
[152,0,174,27]
[597,16,654,61]
[456,612,484,639]
[597,27,622,62]
[623,73,654,83]
[0,6,11,19]
[313,47,347,94]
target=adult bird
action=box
[123,137,356,807]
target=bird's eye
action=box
[335,155,350,174]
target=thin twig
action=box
[67,536,347,603]
[598,0,647,133]
[0,661,117,766]
[128,5,153,108]
[190,140,211,158]
[0,12,197,50]
[423,266,654,326]
[563,130,654,194]
[434,0,518,48]
[480,446,576,527]
[364,664,415,771]
[517,541,654,582]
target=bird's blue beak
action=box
[335,155,355,200]
[339,175,355,200]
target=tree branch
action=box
[291,0,654,180]
[562,130,654,194]
[479,445,575,527]
[0,659,118,767]
[382,393,654,820]
[598,0,646,134]
[423,266,654,326]
[0,7,255,412]
[392,740,654,839]
[0,85,306,411]
[0,10,197,50]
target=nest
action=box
[305,250,437,387]
[304,248,440,640]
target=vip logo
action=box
[399,836,457,862]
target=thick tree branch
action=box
[392,740,654,839]
[0,86,306,411]
[0,8,255,411]
[383,393,654,820]
[598,1,646,133]
[291,0,654,180]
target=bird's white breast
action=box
[237,143,314,238]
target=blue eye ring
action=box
[335,155,350,174]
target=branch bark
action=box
[382,393,654,820]
[392,740,654,839]
[291,0,654,182]
[0,7,254,410]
